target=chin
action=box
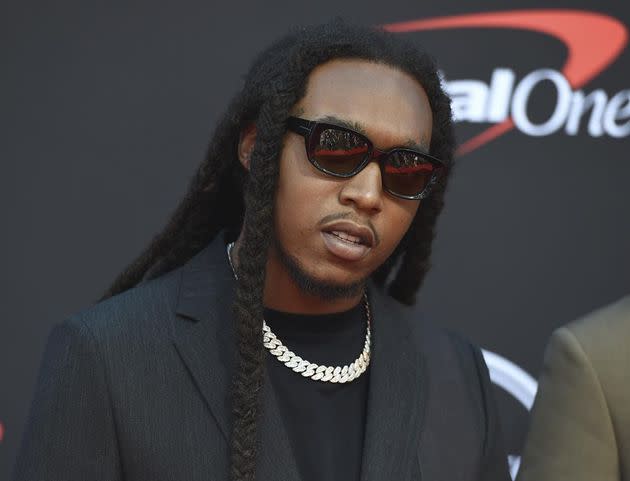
[278,245,367,300]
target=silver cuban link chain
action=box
[226,241,371,383]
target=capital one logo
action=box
[385,10,629,155]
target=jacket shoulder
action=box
[403,307,509,479]
[406,307,484,376]
[562,294,630,359]
[517,299,627,481]
[404,307,490,425]
[63,266,184,345]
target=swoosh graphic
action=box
[384,10,629,156]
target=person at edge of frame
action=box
[12,19,511,481]
[517,294,630,481]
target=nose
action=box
[338,161,384,214]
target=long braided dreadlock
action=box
[98,19,455,481]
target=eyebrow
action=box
[313,114,430,153]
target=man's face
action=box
[270,58,433,299]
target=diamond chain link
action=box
[227,241,371,384]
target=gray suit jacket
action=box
[517,295,630,481]
[12,230,510,481]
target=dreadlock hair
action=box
[98,19,455,481]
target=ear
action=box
[238,123,257,171]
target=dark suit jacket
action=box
[12,230,510,481]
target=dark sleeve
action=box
[471,344,512,481]
[12,320,123,481]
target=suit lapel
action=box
[169,232,425,480]
[169,231,301,479]
[169,231,236,441]
[257,368,303,480]
[360,282,426,481]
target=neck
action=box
[263,250,364,314]
[230,237,364,315]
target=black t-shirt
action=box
[262,300,370,481]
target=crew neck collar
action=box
[263,299,365,336]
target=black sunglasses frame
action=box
[286,116,446,200]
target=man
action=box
[12,21,510,481]
[517,294,630,481]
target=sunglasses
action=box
[286,116,446,200]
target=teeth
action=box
[330,230,362,244]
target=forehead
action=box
[292,59,433,150]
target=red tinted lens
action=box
[382,150,436,197]
[312,127,369,174]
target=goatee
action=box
[272,236,366,301]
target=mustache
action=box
[317,212,380,246]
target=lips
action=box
[328,230,363,244]
[320,221,376,262]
